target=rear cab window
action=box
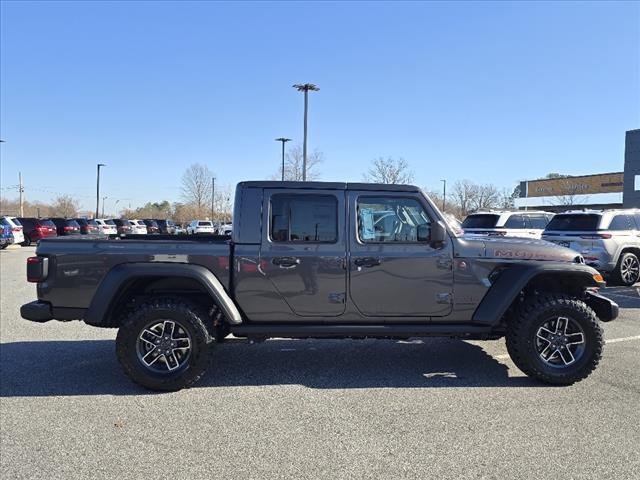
[198,221,212,226]
[461,214,499,229]
[270,194,338,242]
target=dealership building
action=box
[514,129,640,211]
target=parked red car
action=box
[16,218,58,245]
[74,218,100,235]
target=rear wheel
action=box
[506,293,603,385]
[22,235,32,247]
[116,297,213,391]
[614,252,640,286]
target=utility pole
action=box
[293,83,319,181]
[441,179,447,212]
[18,172,24,217]
[96,163,106,219]
[275,138,291,181]
[211,177,216,222]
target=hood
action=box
[455,235,582,263]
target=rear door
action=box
[348,191,453,318]
[259,188,347,317]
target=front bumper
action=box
[20,301,53,323]
[585,291,619,322]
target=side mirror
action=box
[417,224,430,242]
[428,221,447,246]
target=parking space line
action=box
[492,335,640,360]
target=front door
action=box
[259,188,347,317]
[348,191,453,318]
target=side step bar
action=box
[230,323,499,340]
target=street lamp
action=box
[441,179,446,212]
[293,83,319,181]
[96,163,106,218]
[275,138,291,181]
[101,196,108,218]
[211,176,216,222]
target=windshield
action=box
[461,214,499,229]
[105,220,116,225]
[40,220,56,228]
[545,214,600,231]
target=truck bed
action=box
[35,235,232,310]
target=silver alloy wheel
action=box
[535,316,586,367]
[136,320,192,373]
[620,255,640,284]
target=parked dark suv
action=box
[110,219,133,234]
[156,219,176,234]
[74,218,100,235]
[49,218,81,236]
[142,219,160,234]
[16,218,58,245]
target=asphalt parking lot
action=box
[1,246,639,479]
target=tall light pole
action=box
[293,83,319,181]
[96,163,106,218]
[102,196,108,218]
[441,179,447,212]
[275,138,291,181]
[114,199,120,218]
[211,176,216,222]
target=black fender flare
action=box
[85,263,243,327]
[472,262,603,325]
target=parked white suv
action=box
[187,220,215,234]
[542,209,640,286]
[462,210,554,239]
[129,219,148,235]
[95,219,118,235]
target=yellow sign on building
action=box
[525,172,624,198]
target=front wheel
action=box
[116,297,214,391]
[506,293,604,385]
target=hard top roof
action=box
[238,181,422,192]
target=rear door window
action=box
[461,214,499,229]
[504,214,526,229]
[545,214,601,231]
[528,214,550,229]
[608,215,633,231]
[270,194,338,242]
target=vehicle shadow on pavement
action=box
[0,338,544,397]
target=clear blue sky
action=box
[1,1,638,212]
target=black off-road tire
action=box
[613,252,640,286]
[22,235,32,247]
[506,293,604,385]
[116,297,214,391]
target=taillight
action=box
[63,226,73,231]
[580,234,612,239]
[27,256,49,283]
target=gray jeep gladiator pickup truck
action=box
[21,181,618,391]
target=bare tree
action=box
[451,180,478,216]
[49,195,80,217]
[181,163,214,217]
[470,184,500,211]
[277,145,323,181]
[363,157,413,184]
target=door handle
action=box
[272,256,300,268]
[354,257,381,267]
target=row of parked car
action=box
[0,216,234,249]
[461,208,640,286]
